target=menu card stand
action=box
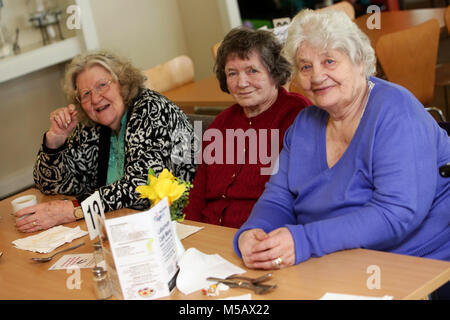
[98,198,179,300]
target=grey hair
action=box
[214,27,292,93]
[63,50,146,125]
[283,9,376,78]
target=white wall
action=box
[0,63,67,198]
[177,0,223,79]
[89,0,188,71]
[177,0,241,80]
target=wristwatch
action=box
[72,199,84,220]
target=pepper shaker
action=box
[93,241,104,265]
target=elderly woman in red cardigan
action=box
[184,27,311,228]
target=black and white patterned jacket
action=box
[33,88,197,213]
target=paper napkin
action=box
[320,292,394,300]
[174,222,203,240]
[220,293,252,300]
[176,247,246,295]
[48,253,96,270]
[12,225,88,253]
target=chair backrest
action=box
[316,1,355,20]
[385,0,400,11]
[438,122,450,136]
[371,0,400,11]
[288,74,307,97]
[445,5,450,34]
[375,19,440,106]
[211,41,222,60]
[143,55,194,93]
[186,113,216,136]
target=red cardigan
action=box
[184,87,310,228]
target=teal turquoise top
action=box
[106,111,128,184]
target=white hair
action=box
[283,9,376,77]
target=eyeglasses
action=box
[77,79,113,103]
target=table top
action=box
[1,188,449,300]
[162,76,234,114]
[355,8,447,48]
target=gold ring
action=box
[273,257,282,266]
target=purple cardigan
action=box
[234,77,450,264]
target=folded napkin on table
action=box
[176,247,245,295]
[320,292,394,300]
[220,293,252,300]
[174,222,203,240]
[12,225,88,253]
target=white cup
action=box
[11,194,38,220]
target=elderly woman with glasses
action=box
[234,9,450,270]
[16,50,196,232]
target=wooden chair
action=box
[143,55,194,93]
[370,0,400,11]
[288,73,307,97]
[316,1,355,20]
[435,6,450,118]
[211,41,221,60]
[186,113,216,136]
[375,19,446,122]
[431,0,449,7]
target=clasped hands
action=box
[238,227,295,269]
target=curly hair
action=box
[283,9,376,78]
[214,27,291,93]
[63,50,146,125]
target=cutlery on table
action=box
[207,273,276,294]
[207,272,272,284]
[31,242,85,263]
[227,273,272,284]
[209,278,277,295]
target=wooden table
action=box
[162,76,234,114]
[355,8,447,48]
[1,188,449,300]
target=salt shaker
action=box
[93,241,104,265]
[92,266,112,300]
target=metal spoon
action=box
[31,242,85,263]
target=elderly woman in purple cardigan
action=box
[234,9,450,271]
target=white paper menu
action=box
[101,198,178,300]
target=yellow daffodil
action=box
[136,185,159,203]
[154,179,186,206]
[158,168,177,181]
[136,168,186,206]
